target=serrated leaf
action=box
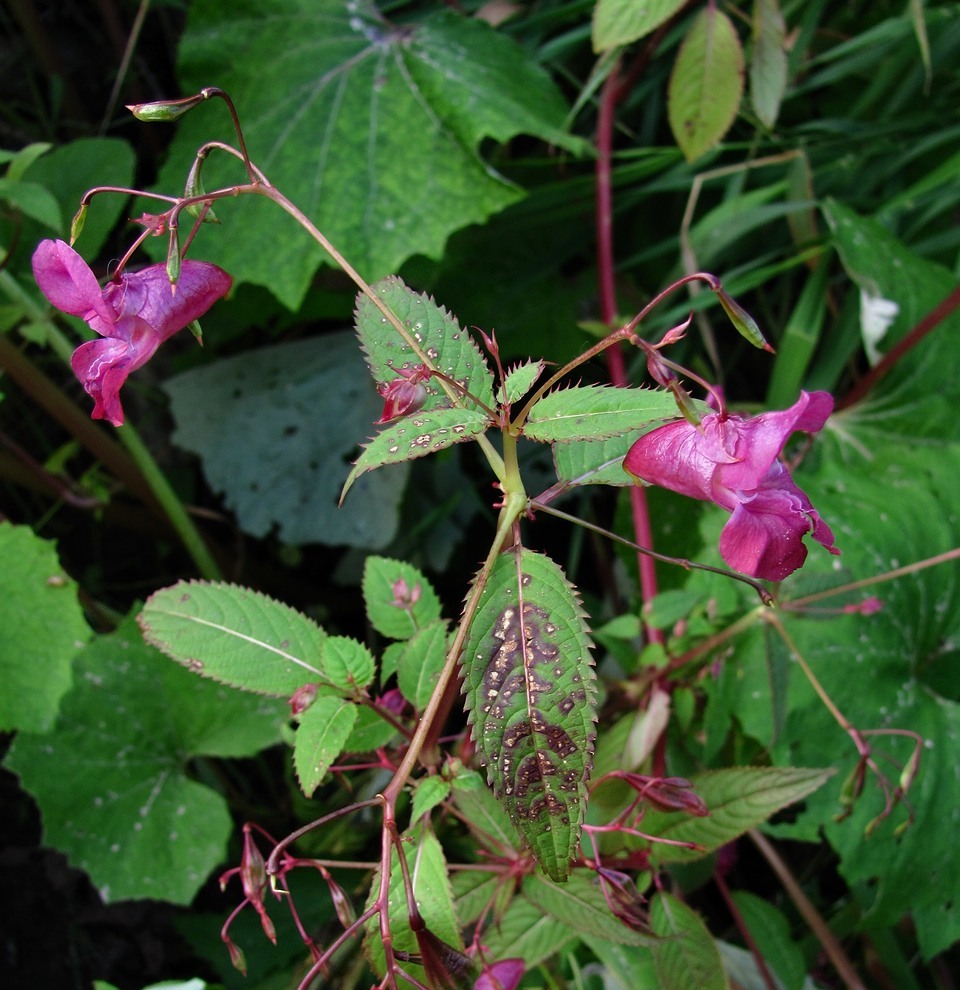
[525,386,682,444]
[294,696,358,797]
[166,332,408,549]
[342,406,489,501]
[501,360,545,406]
[355,276,496,414]
[6,613,285,905]
[344,704,399,752]
[668,8,745,162]
[139,580,328,697]
[592,0,687,52]
[411,776,452,823]
[0,523,90,732]
[526,872,655,947]
[322,635,375,692]
[155,0,583,308]
[481,895,577,967]
[450,768,520,855]
[646,767,835,865]
[397,621,449,711]
[650,892,729,990]
[363,556,442,639]
[364,827,462,979]
[750,0,788,130]
[552,430,651,488]
[462,547,596,881]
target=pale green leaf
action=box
[668,8,745,162]
[750,0,788,130]
[482,894,577,967]
[525,386,682,444]
[362,556,442,640]
[397,621,449,711]
[526,872,655,946]
[344,704,399,752]
[294,696,358,797]
[0,523,90,732]
[411,775,451,823]
[450,767,520,855]
[647,767,835,864]
[552,430,654,488]
[6,614,285,904]
[0,178,62,231]
[165,332,408,549]
[322,635,375,693]
[462,548,596,881]
[592,0,687,52]
[650,891,729,990]
[365,827,462,979]
[139,580,328,696]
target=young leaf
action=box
[645,766,835,864]
[294,696,358,797]
[750,0,788,130]
[411,775,452,823]
[0,522,90,733]
[450,767,520,855]
[462,547,597,882]
[355,276,496,414]
[501,360,545,406]
[344,704,400,752]
[668,8,745,162]
[322,636,376,693]
[525,386,684,444]
[341,406,489,502]
[397,621,449,711]
[139,580,328,696]
[6,613,286,905]
[592,0,687,52]
[650,892,729,990]
[362,556,442,640]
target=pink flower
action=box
[623,391,839,581]
[32,239,231,426]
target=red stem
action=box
[594,57,665,645]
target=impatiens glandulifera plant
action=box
[27,87,924,990]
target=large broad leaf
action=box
[165,331,408,549]
[6,613,286,904]
[650,892,729,990]
[154,0,584,308]
[462,547,596,881]
[0,523,90,732]
[668,8,745,162]
[139,580,328,696]
[481,894,577,968]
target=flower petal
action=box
[32,239,116,329]
[719,463,839,581]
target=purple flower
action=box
[32,239,231,426]
[623,390,839,581]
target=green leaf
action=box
[750,0,788,130]
[165,332,409,549]
[342,406,489,501]
[450,766,520,855]
[6,613,285,904]
[481,894,577,967]
[592,0,687,52]
[397,621,449,711]
[650,891,729,990]
[526,872,655,947]
[411,775,451,823]
[156,0,583,308]
[552,430,654,488]
[6,141,52,181]
[322,635,375,693]
[462,547,597,881]
[0,523,90,732]
[0,178,62,230]
[344,704,399,752]
[729,891,806,990]
[646,767,835,864]
[525,386,682,444]
[362,556,442,640]
[364,826,462,979]
[139,580,328,696]
[294,696,358,797]
[501,360,545,406]
[668,8,745,162]
[355,276,496,414]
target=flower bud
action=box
[377,375,428,424]
[289,682,319,715]
[127,93,206,122]
[69,204,87,245]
